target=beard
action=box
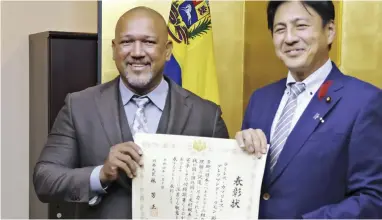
[125,71,153,88]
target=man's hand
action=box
[100,141,143,184]
[235,128,268,158]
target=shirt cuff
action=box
[90,165,108,194]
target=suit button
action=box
[70,194,79,201]
[263,193,270,200]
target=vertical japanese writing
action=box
[231,176,243,209]
[193,159,203,218]
[220,162,228,210]
[161,158,167,190]
[139,165,145,219]
[170,157,177,204]
[150,159,157,216]
[181,158,191,219]
[187,159,195,218]
[175,157,184,219]
[200,160,211,220]
[140,186,145,219]
[151,159,156,184]
[211,164,222,220]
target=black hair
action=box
[267,0,335,32]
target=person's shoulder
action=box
[249,78,286,100]
[69,78,117,101]
[187,91,219,109]
[171,81,220,110]
[345,75,380,93]
[342,74,381,103]
[258,78,286,92]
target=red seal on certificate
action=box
[150,204,158,217]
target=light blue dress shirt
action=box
[89,77,169,203]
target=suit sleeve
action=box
[212,106,229,138]
[242,93,255,130]
[33,94,95,203]
[302,91,382,218]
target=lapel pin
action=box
[313,113,325,123]
[326,96,331,103]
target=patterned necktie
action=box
[131,96,150,136]
[269,82,306,171]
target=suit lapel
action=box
[269,64,345,185]
[164,78,192,135]
[94,77,123,148]
[156,86,171,134]
[118,93,134,142]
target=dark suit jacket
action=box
[33,76,229,218]
[242,63,382,218]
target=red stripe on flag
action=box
[192,0,203,7]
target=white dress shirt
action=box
[270,59,333,141]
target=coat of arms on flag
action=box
[168,0,212,45]
[164,0,220,104]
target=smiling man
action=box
[236,0,382,218]
[112,7,169,95]
[33,6,228,219]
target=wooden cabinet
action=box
[29,31,98,219]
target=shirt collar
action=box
[119,77,168,111]
[286,58,332,93]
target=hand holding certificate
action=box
[133,133,268,220]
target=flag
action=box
[163,0,220,104]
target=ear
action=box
[165,40,173,61]
[326,20,336,46]
[112,39,117,60]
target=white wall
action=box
[1,1,97,218]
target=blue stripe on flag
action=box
[164,54,182,86]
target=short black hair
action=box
[267,1,335,32]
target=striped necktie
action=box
[269,82,306,171]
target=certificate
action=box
[132,133,267,220]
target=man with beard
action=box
[33,6,229,219]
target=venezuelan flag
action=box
[164,0,220,104]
